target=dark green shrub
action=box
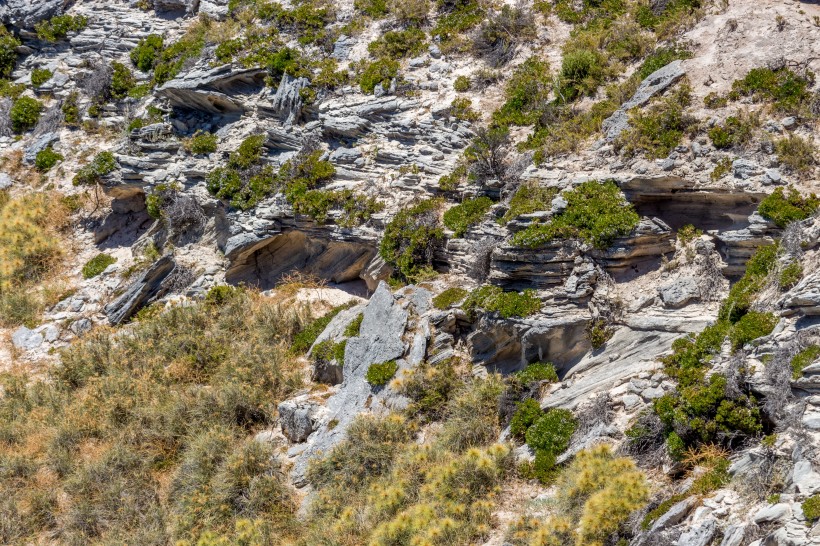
[82,253,117,279]
[152,27,206,86]
[790,345,820,379]
[355,0,389,17]
[131,34,164,72]
[62,91,80,126]
[186,131,218,155]
[453,75,470,92]
[432,287,468,309]
[511,180,639,250]
[617,82,696,159]
[525,409,576,455]
[366,360,398,386]
[586,318,614,349]
[379,199,443,281]
[492,56,551,127]
[779,260,803,289]
[775,135,817,177]
[72,151,117,186]
[707,114,757,149]
[758,187,820,228]
[10,96,43,133]
[515,362,558,384]
[728,311,777,351]
[558,48,605,102]
[0,27,21,78]
[661,321,730,387]
[720,243,778,323]
[35,14,88,42]
[357,58,399,94]
[343,313,363,337]
[34,146,63,172]
[291,304,352,355]
[443,196,493,237]
[638,46,692,79]
[803,495,820,523]
[229,134,266,169]
[368,28,427,59]
[729,67,813,114]
[30,68,53,87]
[448,97,480,121]
[666,431,685,460]
[500,183,557,224]
[110,62,135,99]
[463,284,541,318]
[510,398,542,439]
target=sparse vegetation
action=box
[443,196,493,237]
[34,146,63,172]
[130,34,164,72]
[500,183,557,224]
[728,66,815,115]
[367,27,427,59]
[707,112,758,149]
[775,135,817,177]
[81,253,117,279]
[463,284,541,319]
[379,199,443,281]
[10,96,43,133]
[617,82,696,159]
[30,68,53,87]
[0,27,21,78]
[432,287,468,309]
[35,14,88,42]
[803,495,820,524]
[453,75,470,92]
[366,360,399,386]
[73,151,117,185]
[758,186,820,228]
[185,131,218,155]
[791,345,820,379]
[356,57,399,94]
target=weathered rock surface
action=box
[104,256,176,325]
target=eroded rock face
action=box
[104,255,176,325]
[0,0,66,30]
[157,65,267,114]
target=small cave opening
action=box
[93,190,153,249]
[626,191,763,233]
[225,230,376,295]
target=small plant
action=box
[775,135,816,177]
[729,66,813,114]
[758,186,820,228]
[34,146,63,172]
[355,0,388,17]
[492,56,551,127]
[366,360,398,386]
[775,14,786,31]
[707,113,757,149]
[448,97,480,121]
[511,180,639,250]
[10,96,43,133]
[367,27,427,59]
[379,199,443,281]
[779,260,803,289]
[130,34,164,72]
[677,224,703,245]
[524,408,576,464]
[557,48,605,102]
[62,91,80,126]
[185,131,218,155]
[790,345,820,379]
[638,46,693,79]
[710,156,733,181]
[291,303,353,355]
[72,151,117,185]
[30,68,53,87]
[82,253,117,279]
[515,362,558,384]
[586,318,615,349]
[510,398,542,439]
[442,196,492,237]
[432,287,468,309]
[500,183,557,224]
[803,495,820,524]
[356,58,399,94]
[35,14,88,42]
[0,27,21,78]
[344,313,363,337]
[728,311,777,351]
[617,82,696,159]
[109,62,135,99]
[704,91,728,109]
[463,284,541,318]
[453,75,470,92]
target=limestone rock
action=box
[0,0,65,29]
[157,64,266,114]
[104,256,176,325]
[278,398,324,443]
[659,277,700,308]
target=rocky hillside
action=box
[1,0,820,544]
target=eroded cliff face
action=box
[2,0,820,543]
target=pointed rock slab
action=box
[104,256,176,325]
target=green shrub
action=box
[617,82,696,159]
[463,284,541,318]
[34,146,63,172]
[525,408,576,456]
[728,311,777,351]
[720,243,778,323]
[131,34,164,72]
[35,14,87,42]
[379,199,443,281]
[515,362,558,384]
[204,284,240,305]
[438,163,469,191]
[707,113,757,149]
[758,186,820,228]
[30,68,53,87]
[110,61,135,99]
[0,27,21,78]
[638,46,692,79]
[291,303,352,355]
[511,180,639,250]
[357,58,399,94]
[729,66,813,114]
[152,25,206,86]
[368,27,427,59]
[710,156,733,181]
[73,151,117,185]
[229,134,266,169]
[803,495,820,523]
[558,48,605,102]
[791,345,820,379]
[510,398,542,439]
[492,56,551,127]
[704,91,728,109]
[453,75,470,92]
[779,260,803,289]
[62,91,80,126]
[432,287,468,309]
[366,360,398,386]
[82,253,117,279]
[587,318,615,349]
[442,196,492,237]
[343,313,363,337]
[186,131,218,155]
[398,359,460,423]
[775,135,817,177]
[432,0,485,53]
[448,97,480,121]
[312,339,347,364]
[678,224,703,245]
[500,183,557,224]
[355,0,389,17]
[10,96,43,133]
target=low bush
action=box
[0,27,21,78]
[81,253,117,279]
[73,151,117,185]
[366,360,399,386]
[432,0,485,53]
[617,82,696,159]
[790,345,820,379]
[432,287,468,309]
[62,91,80,126]
[710,156,733,181]
[109,61,136,99]
[803,495,820,523]
[728,311,777,351]
[720,243,778,323]
[443,196,493,237]
[638,46,693,79]
[151,22,206,86]
[758,186,820,228]
[707,113,757,149]
[515,362,558,384]
[500,183,557,224]
[356,58,399,94]
[729,66,814,115]
[472,5,535,67]
[557,48,605,102]
[448,97,480,121]
[512,180,639,250]
[453,75,470,92]
[586,318,615,349]
[35,14,87,42]
[525,408,576,455]
[510,398,542,439]
[131,34,164,72]
[34,146,63,172]
[398,359,461,423]
[379,199,443,281]
[291,303,352,355]
[492,56,551,127]
[355,0,388,17]
[10,96,43,133]
[389,0,431,26]
[463,284,541,318]
[775,135,817,177]
[185,131,218,155]
[30,68,53,87]
[779,260,803,289]
[367,27,427,59]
